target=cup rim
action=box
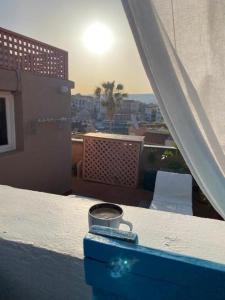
[89,202,123,220]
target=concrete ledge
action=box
[0,185,225,299]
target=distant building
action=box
[71,93,164,134]
[113,114,131,122]
[144,128,171,145]
[129,125,173,146]
[71,94,101,132]
[144,103,163,123]
[120,99,140,115]
[71,94,97,114]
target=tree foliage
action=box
[94,81,128,123]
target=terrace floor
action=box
[72,177,223,220]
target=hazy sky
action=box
[0,0,152,94]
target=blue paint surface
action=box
[83,227,225,300]
[89,225,138,244]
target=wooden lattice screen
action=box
[83,133,144,188]
[0,27,68,80]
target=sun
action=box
[83,23,113,55]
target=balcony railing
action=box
[0,27,68,80]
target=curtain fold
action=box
[122,0,225,218]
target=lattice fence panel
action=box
[0,27,68,80]
[83,136,142,187]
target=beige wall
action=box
[0,68,74,194]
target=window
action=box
[0,92,16,153]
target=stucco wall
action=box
[0,68,74,194]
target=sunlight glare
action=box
[83,23,113,55]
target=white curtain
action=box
[122,0,225,219]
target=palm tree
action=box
[94,81,128,132]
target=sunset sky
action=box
[0,0,152,94]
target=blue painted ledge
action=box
[89,225,139,244]
[84,226,225,300]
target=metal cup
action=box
[88,203,133,231]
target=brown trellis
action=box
[0,27,68,80]
[83,133,144,188]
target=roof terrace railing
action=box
[0,27,68,80]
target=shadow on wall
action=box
[0,238,91,300]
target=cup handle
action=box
[120,219,133,231]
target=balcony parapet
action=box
[0,185,224,299]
